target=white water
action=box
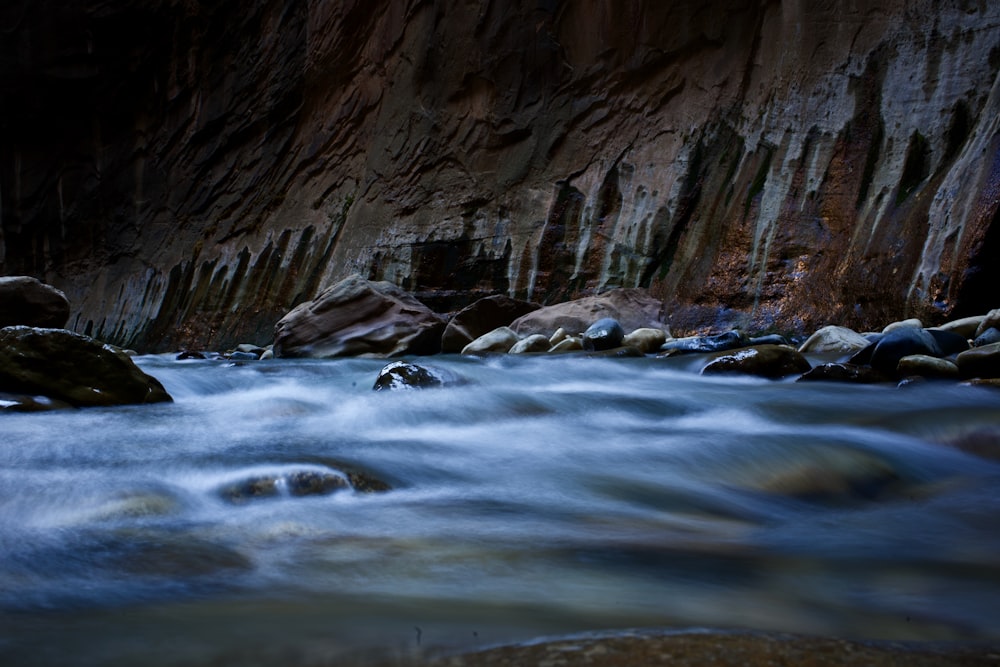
[2,354,999,665]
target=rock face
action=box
[273,275,444,358]
[0,277,70,328]
[2,2,1000,351]
[0,326,172,406]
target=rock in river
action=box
[0,276,70,329]
[581,318,625,351]
[797,325,871,355]
[0,326,172,407]
[273,274,444,358]
[701,345,811,379]
[462,326,520,354]
[373,361,445,390]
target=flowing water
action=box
[2,353,1000,665]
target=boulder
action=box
[660,330,749,356]
[581,318,625,351]
[372,361,445,390]
[511,289,667,337]
[701,345,811,379]
[0,326,172,407]
[461,326,520,354]
[863,327,942,374]
[926,328,970,356]
[509,334,551,354]
[440,295,540,353]
[0,276,70,329]
[896,354,960,379]
[273,275,444,358]
[622,327,668,354]
[797,325,871,355]
[956,342,1000,379]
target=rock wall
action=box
[2,0,999,350]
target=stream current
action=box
[2,353,999,665]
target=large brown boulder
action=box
[441,295,540,353]
[0,326,172,407]
[273,275,445,358]
[0,276,70,329]
[511,289,668,337]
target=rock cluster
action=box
[261,276,1000,389]
[0,277,172,411]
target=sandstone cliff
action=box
[2,1,999,350]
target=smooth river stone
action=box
[956,341,1000,379]
[509,334,551,354]
[797,325,871,354]
[896,354,959,379]
[701,344,811,379]
[622,327,667,354]
[461,326,520,354]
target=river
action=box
[2,353,999,665]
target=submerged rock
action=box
[0,326,172,407]
[441,295,540,353]
[0,391,73,412]
[701,345,811,379]
[581,318,625,351]
[0,276,70,329]
[220,468,351,503]
[372,361,445,390]
[273,274,444,358]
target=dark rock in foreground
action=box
[0,326,172,407]
[0,276,70,329]
[274,275,445,358]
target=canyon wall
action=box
[2,0,999,351]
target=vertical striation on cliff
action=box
[2,0,999,350]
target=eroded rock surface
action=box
[273,275,444,358]
[2,2,1000,350]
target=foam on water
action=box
[2,355,1000,664]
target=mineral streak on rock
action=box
[2,2,999,350]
